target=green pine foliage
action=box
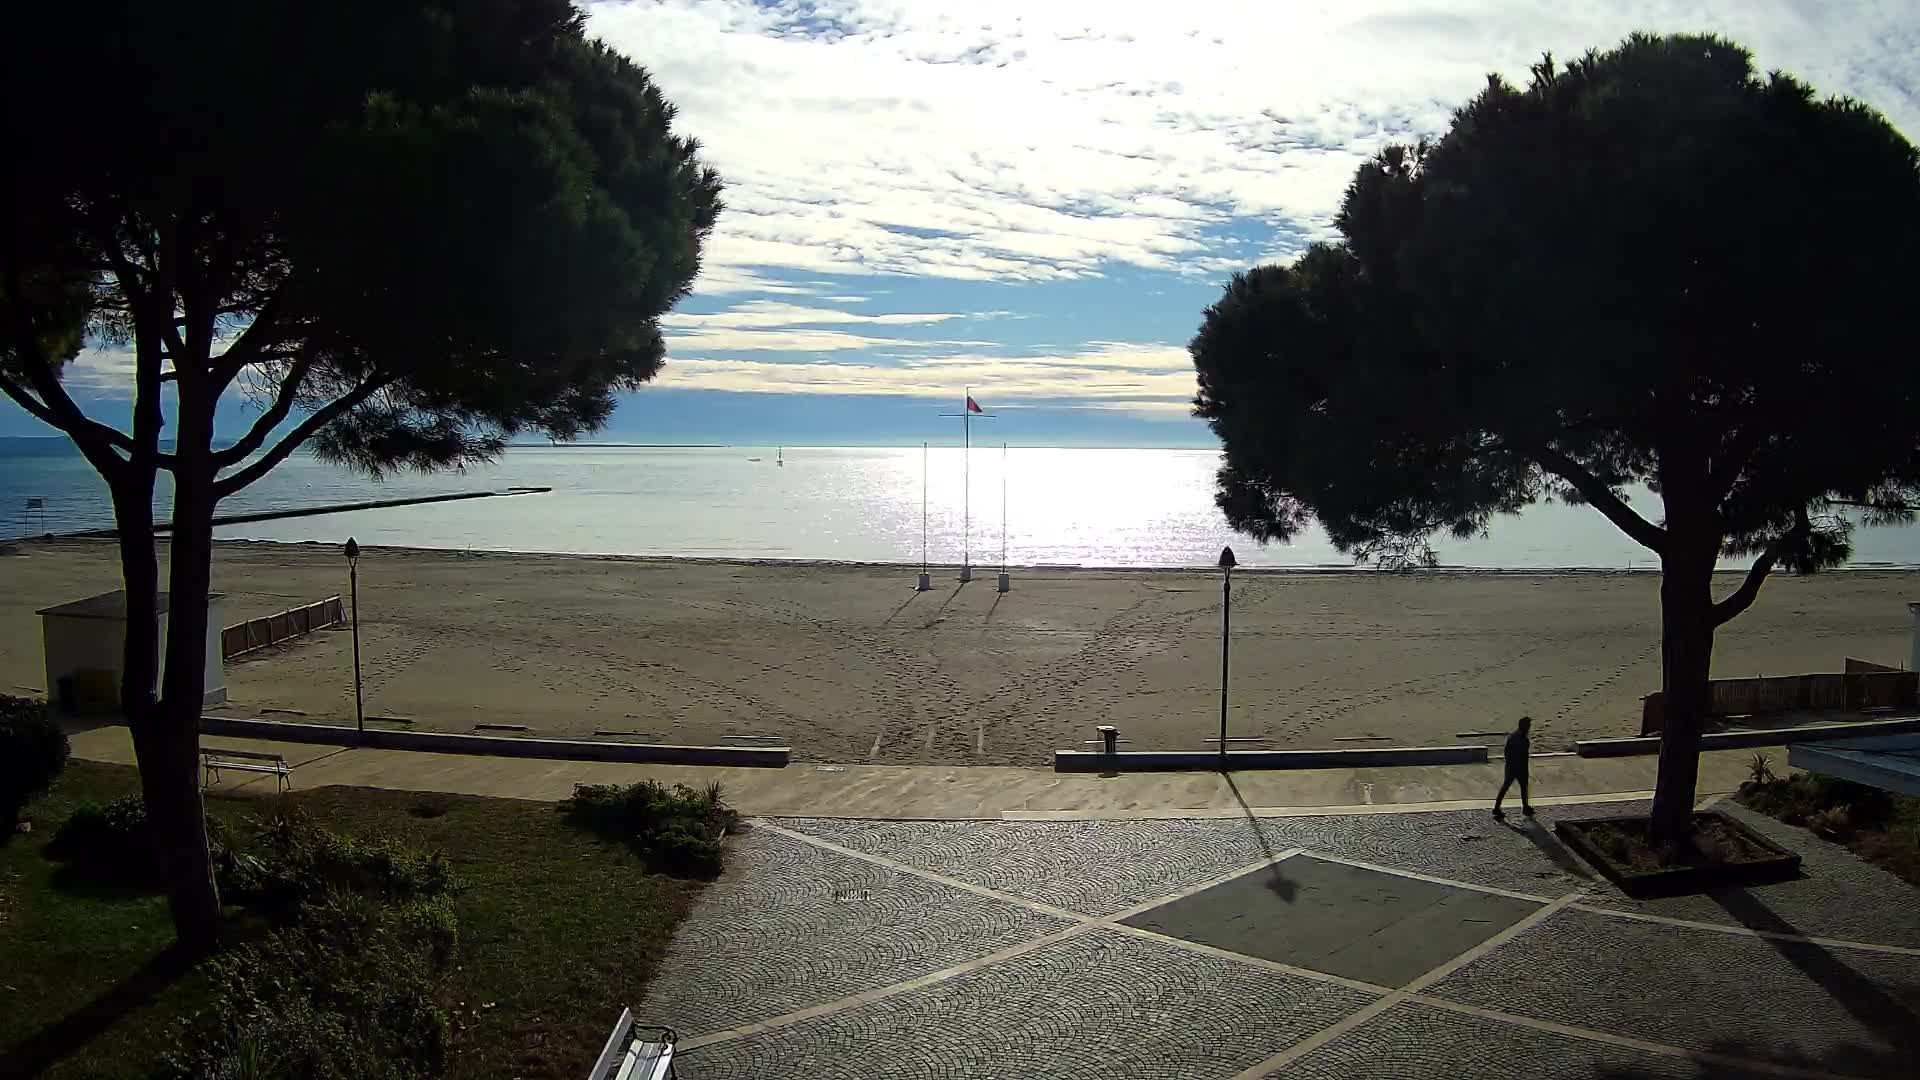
[0,695,69,832]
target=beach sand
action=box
[2,538,1914,765]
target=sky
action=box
[8,0,1918,448]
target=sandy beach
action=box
[2,538,1914,765]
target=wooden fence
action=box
[221,596,346,660]
[1641,669,1918,734]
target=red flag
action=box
[966,395,982,413]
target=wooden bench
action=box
[201,748,292,793]
[588,1008,675,1080]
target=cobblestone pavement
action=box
[642,801,1920,1079]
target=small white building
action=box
[37,591,226,712]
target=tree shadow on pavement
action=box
[0,942,195,1078]
[1710,889,1920,1056]
[1587,888,1920,1077]
[1224,772,1296,901]
[1590,1035,1912,1079]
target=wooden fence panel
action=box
[221,595,349,659]
[1642,670,1919,734]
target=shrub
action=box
[561,779,738,878]
[160,825,459,1080]
[1738,773,1920,886]
[159,921,450,1080]
[51,795,146,853]
[0,695,69,831]
[49,795,234,887]
[228,808,455,917]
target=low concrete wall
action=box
[198,716,789,768]
[1055,744,1488,773]
[1577,715,1920,758]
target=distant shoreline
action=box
[25,535,1920,578]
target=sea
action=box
[4,440,1918,570]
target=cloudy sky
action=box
[9,0,1918,447]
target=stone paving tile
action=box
[640,827,1071,1037]
[674,927,1378,1080]
[1254,804,1629,898]
[1574,802,1920,948]
[1123,854,1542,988]
[1276,1000,1776,1079]
[775,804,1636,917]
[774,817,1276,916]
[1427,906,1920,1074]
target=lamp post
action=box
[345,537,364,734]
[1218,545,1236,771]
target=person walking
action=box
[1493,715,1535,819]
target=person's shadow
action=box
[1497,814,1595,881]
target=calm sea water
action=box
[4,442,1917,569]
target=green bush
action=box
[52,793,149,852]
[561,779,738,878]
[228,808,454,917]
[159,918,450,1080]
[49,795,234,887]
[1739,772,1920,885]
[160,822,460,1080]
[0,694,69,831]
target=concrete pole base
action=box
[996,572,1010,593]
[1909,601,1920,671]
[916,572,932,592]
[960,565,973,583]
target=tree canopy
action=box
[1191,32,1920,841]
[1196,33,1920,578]
[1,0,721,482]
[0,0,721,947]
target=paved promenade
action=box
[66,723,1754,819]
[65,724,1918,1075]
[645,801,1919,1079]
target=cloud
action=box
[661,300,972,329]
[688,264,822,295]
[61,347,139,392]
[657,341,1196,413]
[589,0,1920,288]
[663,326,926,352]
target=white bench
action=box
[588,1008,675,1080]
[201,748,292,793]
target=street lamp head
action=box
[344,537,360,564]
[1217,545,1237,570]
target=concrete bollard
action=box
[1096,724,1120,757]
[1904,599,1920,668]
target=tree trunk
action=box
[111,474,160,727]
[1649,544,1716,848]
[150,400,224,952]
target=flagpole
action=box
[996,442,1011,593]
[939,392,990,585]
[922,442,929,575]
[962,387,971,582]
[916,441,931,591]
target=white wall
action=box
[42,600,227,711]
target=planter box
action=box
[1556,811,1802,898]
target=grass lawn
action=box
[0,760,706,1079]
